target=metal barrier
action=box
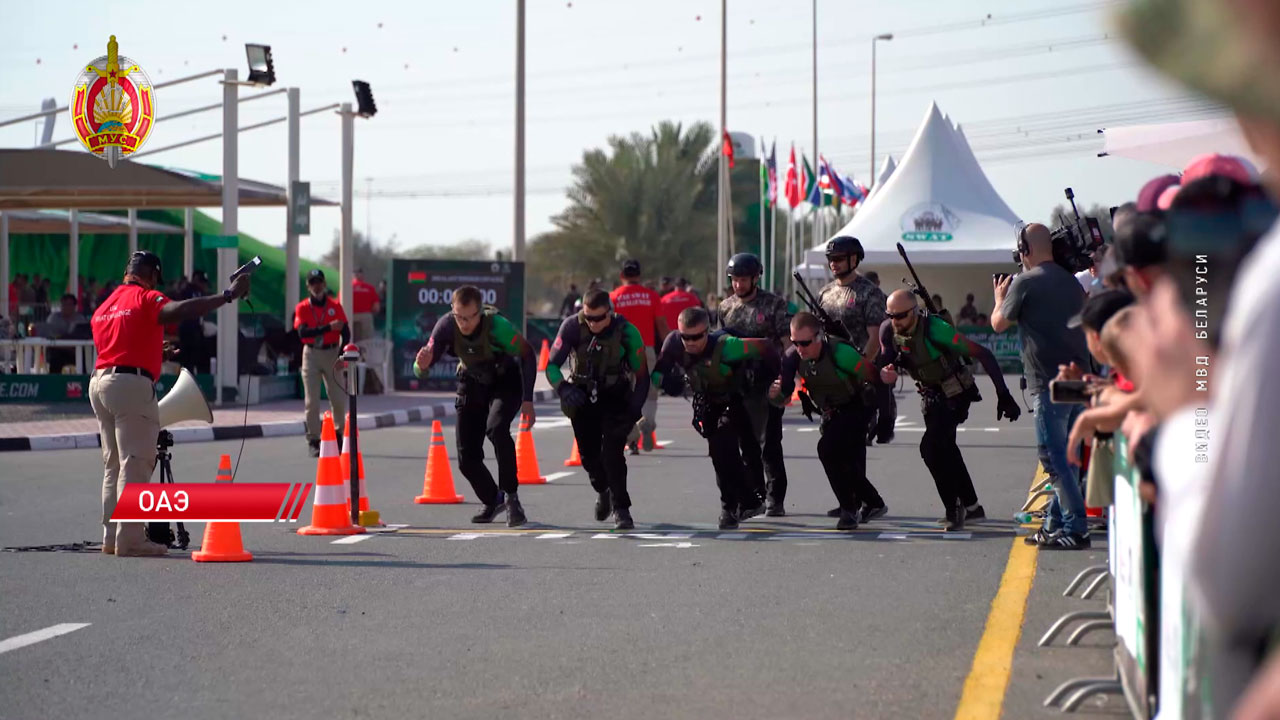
[0,338,98,374]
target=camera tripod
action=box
[146,430,190,550]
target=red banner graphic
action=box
[109,483,312,523]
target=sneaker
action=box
[826,506,842,518]
[506,495,527,527]
[594,490,613,522]
[765,500,786,517]
[718,510,739,530]
[308,439,320,458]
[875,431,895,445]
[1042,532,1091,550]
[471,503,506,524]
[1023,527,1060,546]
[613,507,635,531]
[738,502,765,522]
[944,504,965,532]
[859,503,889,523]
[628,442,640,456]
[965,505,987,522]
[836,509,860,531]
[115,541,168,557]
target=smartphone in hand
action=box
[1049,379,1092,405]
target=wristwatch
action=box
[222,288,235,304]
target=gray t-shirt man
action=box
[999,261,1089,395]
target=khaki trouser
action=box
[302,344,348,442]
[627,347,659,444]
[89,372,159,551]
[351,312,376,343]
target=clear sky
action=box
[1,0,1216,263]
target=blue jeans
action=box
[1033,390,1087,536]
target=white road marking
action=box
[716,533,749,540]
[537,532,573,539]
[878,533,910,540]
[939,533,972,540]
[656,440,674,447]
[982,428,1000,432]
[533,418,573,430]
[797,428,816,433]
[448,533,482,540]
[0,623,91,655]
[591,533,619,539]
[638,542,699,548]
[543,471,575,483]
[330,534,373,545]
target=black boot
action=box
[965,504,986,522]
[506,493,527,527]
[613,507,634,530]
[718,510,739,530]
[308,439,320,458]
[738,500,764,522]
[471,502,505,524]
[837,508,860,531]
[594,490,613,522]
[765,499,786,517]
[944,502,965,532]
[827,506,842,518]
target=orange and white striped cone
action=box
[341,420,383,527]
[416,420,465,503]
[191,454,253,562]
[298,413,365,536]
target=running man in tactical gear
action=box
[545,289,651,530]
[770,312,887,531]
[817,235,897,446]
[652,306,779,530]
[718,252,792,516]
[876,289,1022,531]
[414,286,538,527]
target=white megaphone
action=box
[159,368,214,427]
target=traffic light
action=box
[352,80,377,118]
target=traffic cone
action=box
[298,414,365,535]
[537,339,550,372]
[516,420,547,484]
[644,431,666,450]
[340,420,383,527]
[416,420,465,503]
[192,454,253,562]
[563,438,583,467]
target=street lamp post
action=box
[870,33,893,184]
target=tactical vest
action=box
[452,307,499,376]
[570,313,630,389]
[801,340,862,410]
[895,314,975,398]
[683,334,737,399]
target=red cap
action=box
[1181,153,1256,185]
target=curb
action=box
[0,388,557,453]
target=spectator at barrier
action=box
[558,283,579,318]
[992,222,1092,549]
[974,313,988,327]
[660,281,701,335]
[350,268,381,344]
[864,270,880,288]
[32,274,47,305]
[1061,293,1142,465]
[932,293,954,325]
[175,271,214,375]
[958,293,979,324]
[658,276,674,297]
[1113,212,1169,298]
[43,293,89,374]
[18,273,35,303]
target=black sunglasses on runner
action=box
[583,312,609,323]
[680,330,708,342]
[792,338,816,347]
[886,309,914,320]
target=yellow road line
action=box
[953,538,1039,720]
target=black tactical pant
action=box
[919,393,979,512]
[455,369,522,506]
[866,378,898,442]
[568,390,636,510]
[817,402,885,512]
[740,393,787,505]
[698,397,758,513]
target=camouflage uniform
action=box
[718,290,791,510]
[817,274,896,444]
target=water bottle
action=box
[1014,511,1037,524]
[276,355,288,376]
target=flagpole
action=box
[716,0,728,298]
[769,198,777,292]
[758,144,765,288]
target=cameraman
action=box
[90,252,250,557]
[991,223,1092,549]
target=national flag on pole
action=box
[819,156,844,207]
[802,155,822,207]
[759,138,770,208]
[838,173,866,207]
[722,131,735,169]
[767,140,777,205]
[784,145,801,209]
[408,271,427,284]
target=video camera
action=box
[1014,187,1105,273]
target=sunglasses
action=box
[886,309,914,320]
[791,338,815,347]
[825,254,849,262]
[583,312,609,323]
[680,330,708,342]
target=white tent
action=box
[866,155,897,200]
[798,102,1023,320]
[1100,117,1261,170]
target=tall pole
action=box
[0,212,8,322]
[285,87,301,323]
[69,210,79,297]
[514,0,526,262]
[183,208,194,279]
[811,0,820,245]
[769,201,776,292]
[340,103,355,312]
[128,208,138,255]
[717,0,727,297]
[871,34,893,185]
[219,68,240,405]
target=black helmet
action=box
[126,251,163,283]
[825,235,864,263]
[726,252,763,277]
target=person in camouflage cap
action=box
[718,253,792,516]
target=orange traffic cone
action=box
[516,420,547,484]
[416,420,465,503]
[537,339,550,372]
[340,421,383,527]
[644,431,665,450]
[563,438,583,467]
[298,414,365,535]
[192,454,253,562]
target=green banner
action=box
[0,373,215,404]
[956,325,1023,374]
[201,234,239,249]
[387,259,525,392]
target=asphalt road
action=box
[0,376,1126,720]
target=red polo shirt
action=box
[660,289,701,334]
[294,296,348,347]
[351,278,379,314]
[610,282,662,347]
[92,283,170,379]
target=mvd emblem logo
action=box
[69,35,155,168]
[900,203,960,242]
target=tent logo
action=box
[901,203,959,242]
[69,35,156,168]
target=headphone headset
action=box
[1017,224,1030,257]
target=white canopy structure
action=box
[1100,117,1261,170]
[866,155,896,201]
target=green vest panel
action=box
[684,336,735,398]
[571,314,629,388]
[452,310,496,372]
[801,340,860,409]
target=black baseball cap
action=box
[307,269,326,284]
[126,251,163,282]
[621,259,641,277]
[1113,211,1168,270]
[1068,288,1135,331]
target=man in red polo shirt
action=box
[660,277,702,336]
[295,269,351,456]
[609,259,668,452]
[349,267,380,343]
[90,251,250,557]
